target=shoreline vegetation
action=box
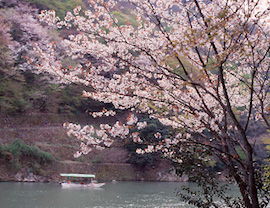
[0,113,233,184]
[0,113,266,184]
[0,114,188,183]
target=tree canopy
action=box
[34,0,270,207]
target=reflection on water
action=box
[0,181,238,208]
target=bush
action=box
[91,157,104,163]
[125,116,170,167]
[30,162,44,175]
[0,139,54,165]
[57,84,106,115]
[10,157,21,171]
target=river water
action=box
[0,181,236,208]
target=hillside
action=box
[0,111,187,182]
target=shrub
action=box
[0,139,54,165]
[91,157,104,163]
[125,117,170,167]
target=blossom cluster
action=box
[89,108,116,117]
[135,136,183,163]
[63,113,135,156]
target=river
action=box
[0,181,237,208]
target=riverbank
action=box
[0,159,188,183]
[0,113,188,183]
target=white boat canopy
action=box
[60,173,96,178]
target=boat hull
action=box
[60,182,105,188]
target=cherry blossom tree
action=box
[0,14,14,75]
[34,0,270,207]
[1,1,72,78]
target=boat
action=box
[59,173,105,188]
[60,182,106,188]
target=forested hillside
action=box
[0,0,104,116]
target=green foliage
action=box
[263,134,270,153]
[254,165,270,207]
[10,157,21,171]
[0,78,30,114]
[58,84,103,115]
[0,139,54,165]
[30,162,44,175]
[264,165,270,188]
[176,179,244,208]
[262,133,270,190]
[235,146,246,161]
[0,4,107,116]
[111,10,138,27]
[23,0,87,19]
[91,157,104,163]
[0,70,46,114]
[166,55,197,78]
[125,116,170,166]
[174,144,244,207]
[0,17,28,114]
[126,149,155,166]
[0,68,105,115]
